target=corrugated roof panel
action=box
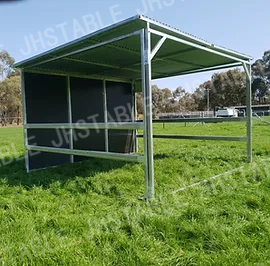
[72,36,141,66]
[152,59,192,74]
[141,15,252,61]
[174,50,235,67]
[154,39,196,59]
[15,15,252,80]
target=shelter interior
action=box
[15,15,253,200]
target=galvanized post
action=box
[67,76,74,163]
[244,63,252,163]
[21,70,29,172]
[103,80,109,152]
[141,26,154,201]
[206,88,210,113]
[132,82,138,153]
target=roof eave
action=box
[14,14,253,69]
[14,14,142,68]
[139,15,253,61]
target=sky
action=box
[0,0,269,92]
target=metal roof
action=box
[15,15,253,81]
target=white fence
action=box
[159,111,215,119]
[159,110,270,119]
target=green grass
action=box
[0,120,270,265]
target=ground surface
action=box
[0,119,270,265]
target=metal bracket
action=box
[242,62,251,81]
[150,36,167,60]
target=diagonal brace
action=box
[150,36,167,60]
[243,62,251,81]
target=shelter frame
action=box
[17,16,252,201]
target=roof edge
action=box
[14,14,141,68]
[138,15,253,61]
[14,14,253,69]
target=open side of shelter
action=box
[14,14,253,201]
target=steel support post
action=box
[132,82,138,153]
[141,27,154,201]
[243,63,252,162]
[21,70,29,172]
[67,76,74,163]
[103,80,109,152]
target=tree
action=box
[136,85,169,118]
[178,91,197,111]
[252,78,268,104]
[136,67,253,117]
[136,85,202,118]
[152,85,170,118]
[172,86,185,99]
[193,81,211,111]
[0,50,21,126]
[0,75,21,126]
[0,50,15,80]
[136,85,180,118]
[252,50,270,103]
[169,87,198,112]
[161,88,172,99]
[136,92,143,116]
[195,69,246,110]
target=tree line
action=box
[0,50,270,124]
[137,50,270,118]
[0,51,21,126]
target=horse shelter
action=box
[14,15,253,201]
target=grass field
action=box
[0,119,270,265]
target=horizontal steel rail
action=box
[26,145,145,163]
[137,135,247,142]
[138,117,246,123]
[152,62,244,79]
[25,122,144,130]
[24,69,132,84]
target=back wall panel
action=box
[28,129,70,170]
[23,74,136,171]
[24,73,70,170]
[24,73,68,123]
[70,77,104,162]
[106,81,134,153]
